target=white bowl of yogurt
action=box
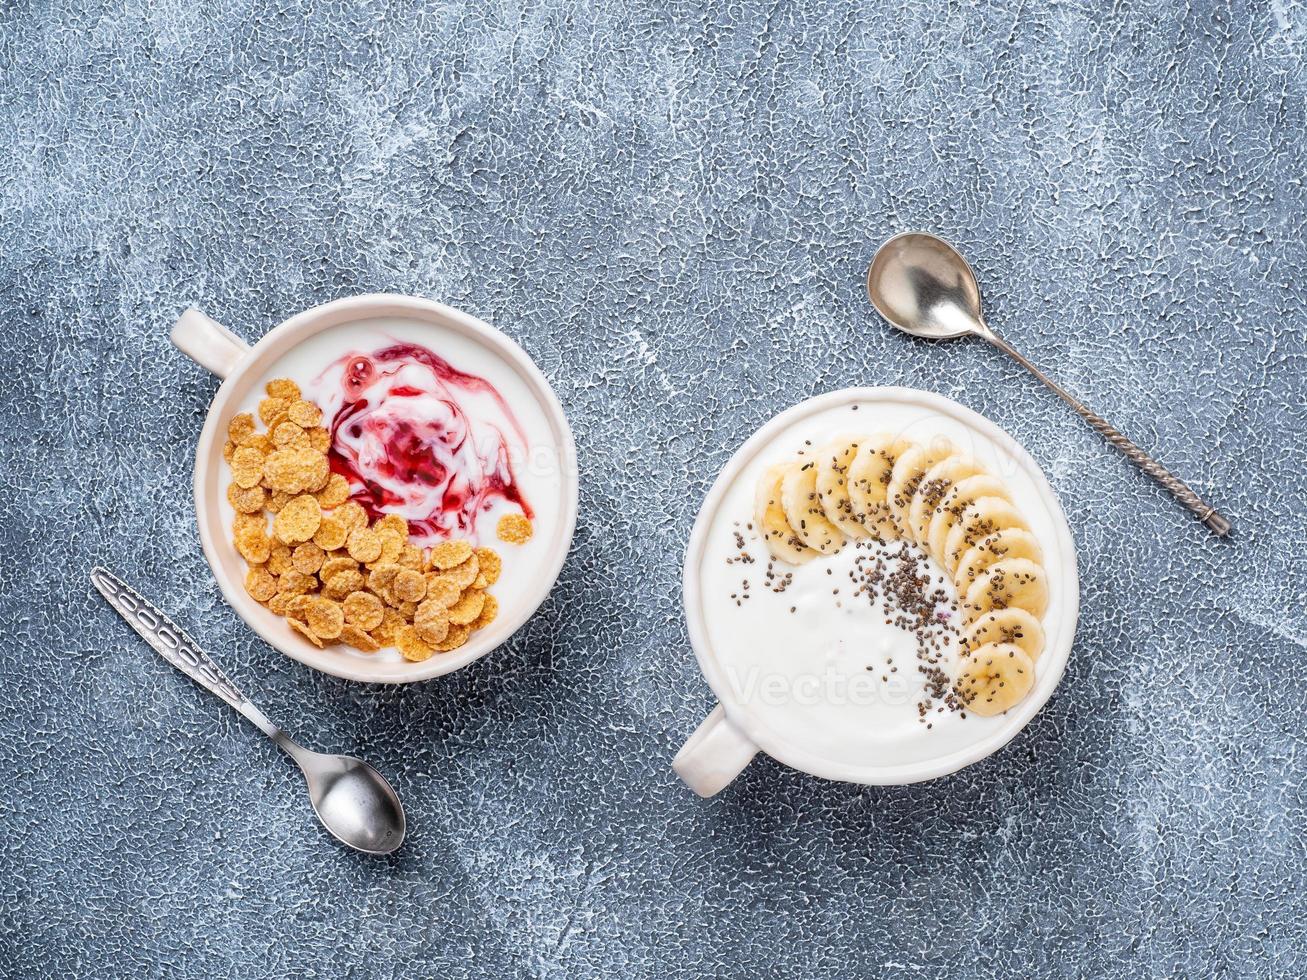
[172,295,577,683]
[673,388,1078,793]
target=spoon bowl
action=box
[293,746,406,855]
[866,231,988,340]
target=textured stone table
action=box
[1,1,1304,976]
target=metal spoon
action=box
[91,567,406,855]
[866,231,1231,537]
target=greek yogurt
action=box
[696,398,1056,770]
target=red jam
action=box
[319,342,532,542]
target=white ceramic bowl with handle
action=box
[673,387,1079,794]
[171,294,578,683]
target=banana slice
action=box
[815,435,874,540]
[925,475,1011,561]
[954,642,1035,716]
[907,454,986,545]
[884,438,955,538]
[962,557,1049,621]
[846,433,910,539]
[781,460,845,555]
[954,527,1045,590]
[942,496,1029,574]
[966,608,1046,662]
[754,463,820,565]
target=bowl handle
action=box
[170,307,250,379]
[673,704,758,797]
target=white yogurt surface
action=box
[697,398,1060,770]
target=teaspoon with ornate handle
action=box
[90,567,406,855]
[866,231,1231,537]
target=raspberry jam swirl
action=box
[316,342,533,543]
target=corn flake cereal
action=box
[373,608,406,647]
[472,593,499,631]
[240,431,273,454]
[305,597,344,640]
[343,590,385,630]
[274,494,321,544]
[416,617,450,647]
[316,473,350,509]
[423,575,461,609]
[313,516,348,551]
[265,378,300,400]
[267,542,293,575]
[445,554,480,590]
[323,569,365,600]
[396,625,434,662]
[367,563,402,597]
[230,447,264,489]
[414,601,450,645]
[287,617,324,648]
[334,500,368,530]
[398,543,423,570]
[245,566,277,602]
[496,513,532,544]
[271,421,308,448]
[291,542,325,575]
[288,399,323,428]
[278,570,317,596]
[474,547,502,585]
[432,624,471,652]
[340,624,380,653]
[429,540,473,570]
[346,527,383,563]
[235,526,271,564]
[264,448,328,494]
[225,388,511,660]
[228,482,266,514]
[320,556,358,582]
[233,511,265,537]
[228,412,255,442]
[375,528,404,565]
[375,514,408,538]
[258,397,288,425]
[447,589,486,626]
[393,568,426,603]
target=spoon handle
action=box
[983,333,1232,537]
[91,567,252,712]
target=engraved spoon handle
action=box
[91,567,253,716]
[982,332,1232,537]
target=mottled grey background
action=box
[1,0,1304,976]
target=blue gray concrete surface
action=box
[1,1,1304,976]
